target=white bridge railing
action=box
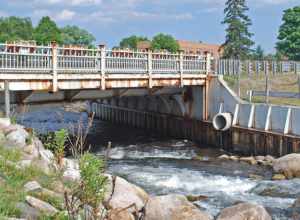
[0,43,208,74]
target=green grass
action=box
[0,146,64,219]
[223,72,300,106]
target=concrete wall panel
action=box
[254,105,269,130]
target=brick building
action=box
[136,40,223,58]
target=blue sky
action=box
[0,0,299,53]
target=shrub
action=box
[65,153,107,219]
[79,153,107,211]
[44,129,68,166]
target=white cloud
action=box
[55,9,76,20]
[33,9,76,21]
[33,0,102,6]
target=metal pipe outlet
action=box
[212,113,232,131]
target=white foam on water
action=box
[100,145,198,160]
[154,172,256,195]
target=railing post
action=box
[148,50,153,89]
[206,52,211,75]
[99,44,106,90]
[51,42,58,92]
[179,51,184,87]
[4,80,10,117]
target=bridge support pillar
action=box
[51,42,58,92]
[4,80,10,117]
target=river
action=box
[18,107,299,220]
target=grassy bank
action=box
[224,73,300,106]
[0,146,65,219]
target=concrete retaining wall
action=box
[208,76,300,137]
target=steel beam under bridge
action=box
[0,87,185,105]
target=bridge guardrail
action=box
[215,59,300,75]
[0,43,208,74]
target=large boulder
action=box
[25,196,58,216]
[107,208,135,220]
[62,158,80,181]
[63,168,80,182]
[273,154,300,179]
[250,181,300,198]
[144,194,212,220]
[106,176,149,213]
[217,202,271,220]
[6,125,29,148]
[16,202,41,220]
[0,117,11,127]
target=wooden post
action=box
[148,50,153,88]
[265,61,270,104]
[51,42,58,92]
[99,44,106,90]
[237,60,241,97]
[206,53,211,75]
[4,80,10,117]
[179,51,184,87]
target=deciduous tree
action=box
[61,25,95,47]
[151,33,179,53]
[277,6,300,61]
[34,16,62,45]
[0,17,33,43]
[119,35,148,49]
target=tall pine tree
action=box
[222,0,254,59]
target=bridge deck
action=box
[0,43,210,91]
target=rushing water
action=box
[19,107,299,219]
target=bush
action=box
[79,153,107,210]
[43,129,68,166]
[65,153,107,219]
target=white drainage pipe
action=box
[213,113,232,131]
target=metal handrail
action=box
[0,43,207,74]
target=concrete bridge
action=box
[1,42,300,157]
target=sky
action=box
[0,0,299,53]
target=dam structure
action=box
[1,42,300,156]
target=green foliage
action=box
[0,145,69,219]
[0,147,21,162]
[43,129,68,165]
[34,16,62,45]
[79,153,107,210]
[0,147,54,218]
[151,33,180,53]
[222,0,254,59]
[30,190,63,210]
[119,35,149,49]
[277,6,300,61]
[252,45,264,60]
[0,16,33,43]
[61,25,95,47]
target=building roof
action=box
[136,41,151,50]
[177,40,221,52]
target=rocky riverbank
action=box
[0,118,299,220]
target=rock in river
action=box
[107,176,149,213]
[217,202,271,220]
[144,194,212,220]
[273,153,300,179]
[292,197,300,220]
